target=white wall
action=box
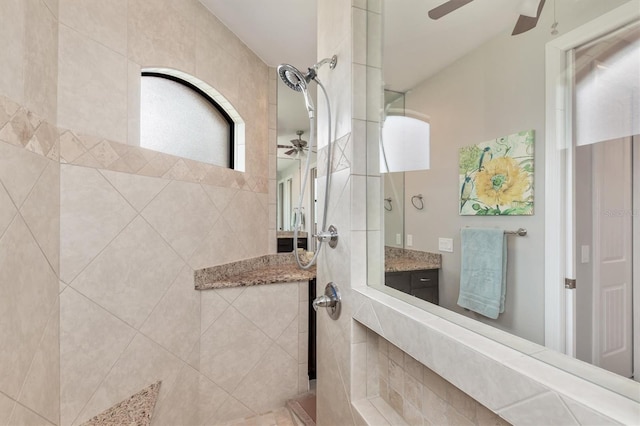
[401,0,629,344]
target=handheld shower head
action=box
[277,56,338,120]
[277,63,315,118]
[277,64,309,92]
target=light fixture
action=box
[380,116,431,173]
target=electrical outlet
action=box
[406,234,413,246]
[396,233,402,245]
[439,238,453,253]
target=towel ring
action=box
[411,194,424,210]
[384,198,392,211]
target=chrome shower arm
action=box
[311,55,338,72]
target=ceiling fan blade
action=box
[512,0,545,35]
[285,148,297,156]
[277,144,291,148]
[428,0,474,20]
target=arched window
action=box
[140,69,245,170]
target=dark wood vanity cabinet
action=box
[277,237,308,253]
[385,269,439,305]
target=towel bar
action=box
[505,228,527,236]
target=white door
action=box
[591,138,633,377]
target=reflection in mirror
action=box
[276,76,317,252]
[372,0,640,400]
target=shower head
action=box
[278,64,310,92]
[278,63,316,118]
[277,56,337,119]
[277,56,338,92]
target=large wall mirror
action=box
[370,0,640,400]
[276,76,318,252]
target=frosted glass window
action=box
[140,74,232,167]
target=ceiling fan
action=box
[278,130,310,156]
[428,0,546,36]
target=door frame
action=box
[544,1,640,354]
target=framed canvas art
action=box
[459,130,534,216]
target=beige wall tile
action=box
[0,392,15,425]
[221,189,269,258]
[60,287,136,426]
[0,140,50,208]
[24,0,58,123]
[187,217,248,270]
[0,176,18,239]
[141,179,218,262]
[200,289,230,334]
[152,364,229,426]
[127,0,197,73]
[201,184,238,213]
[208,395,253,425]
[351,342,368,401]
[199,306,272,393]
[60,164,137,283]
[232,344,298,414]
[43,0,58,17]
[0,0,25,103]
[71,216,185,329]
[276,317,299,362]
[59,0,127,55]
[0,216,57,400]
[194,12,241,108]
[98,169,169,212]
[233,282,298,340]
[140,266,200,362]
[19,160,60,275]
[127,61,141,148]
[58,25,128,143]
[74,333,184,425]
[18,298,60,424]
[7,402,55,426]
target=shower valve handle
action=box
[312,282,341,320]
[312,294,336,311]
[313,225,339,249]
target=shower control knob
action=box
[312,282,341,320]
[313,225,339,249]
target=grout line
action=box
[16,162,60,277]
[60,164,140,285]
[13,293,60,425]
[97,167,171,214]
[58,22,128,64]
[136,265,198,360]
[66,325,137,426]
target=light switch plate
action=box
[406,234,413,246]
[439,238,453,253]
[396,233,402,245]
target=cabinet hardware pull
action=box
[419,278,431,282]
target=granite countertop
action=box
[385,246,441,272]
[277,231,308,238]
[194,247,441,290]
[195,252,316,290]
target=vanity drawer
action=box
[385,271,411,294]
[411,269,438,289]
[411,286,439,304]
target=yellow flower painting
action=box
[459,130,534,215]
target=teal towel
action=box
[457,228,507,319]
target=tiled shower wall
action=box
[0,0,60,424]
[2,0,280,424]
[314,0,381,425]
[56,0,273,424]
[368,329,511,426]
